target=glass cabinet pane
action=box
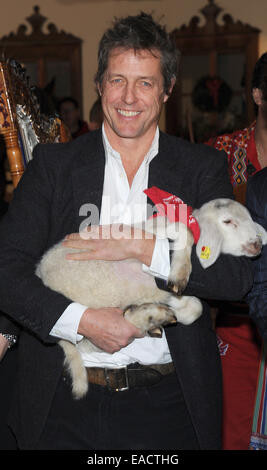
[46,61,71,100]
[218,53,246,123]
[20,61,38,87]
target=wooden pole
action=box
[0,62,24,188]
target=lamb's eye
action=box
[223,219,232,224]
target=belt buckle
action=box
[104,366,129,392]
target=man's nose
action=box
[122,83,137,104]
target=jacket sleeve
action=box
[156,149,253,302]
[246,177,267,342]
[0,145,71,344]
[0,313,20,336]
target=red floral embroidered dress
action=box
[206,122,261,186]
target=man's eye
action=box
[111,78,123,85]
[141,81,152,87]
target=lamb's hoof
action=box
[167,315,178,325]
[123,305,138,316]
[148,314,177,337]
[123,303,177,333]
[167,280,185,296]
[148,327,163,338]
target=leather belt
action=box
[86,362,175,392]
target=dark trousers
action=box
[35,371,199,450]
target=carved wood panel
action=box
[0,59,63,188]
[0,6,83,113]
[166,0,260,141]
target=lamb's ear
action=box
[196,221,223,269]
[254,222,267,245]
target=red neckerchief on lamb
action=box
[144,186,200,244]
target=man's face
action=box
[98,48,171,145]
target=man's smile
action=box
[117,109,141,117]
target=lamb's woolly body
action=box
[37,245,166,308]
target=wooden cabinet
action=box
[0,6,83,113]
[166,0,260,142]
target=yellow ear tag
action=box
[200,246,211,259]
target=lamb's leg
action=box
[167,294,202,325]
[124,303,177,336]
[167,231,194,295]
[142,219,194,295]
[123,292,202,338]
[59,339,88,399]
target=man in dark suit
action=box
[0,13,253,450]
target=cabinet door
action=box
[166,1,259,141]
[0,6,83,113]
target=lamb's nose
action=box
[248,239,262,255]
[255,238,262,251]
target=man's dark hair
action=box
[252,53,267,102]
[95,12,180,95]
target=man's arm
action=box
[246,177,267,342]
[0,313,19,360]
[0,147,71,343]
[0,146,145,351]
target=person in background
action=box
[58,96,89,139]
[88,97,103,131]
[246,168,267,450]
[205,52,267,450]
[0,13,252,450]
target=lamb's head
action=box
[193,198,267,269]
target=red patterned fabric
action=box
[206,122,261,186]
[216,315,261,450]
[144,186,200,243]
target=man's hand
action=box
[62,224,156,266]
[78,307,144,353]
[0,334,9,361]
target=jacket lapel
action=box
[148,131,185,208]
[71,130,105,228]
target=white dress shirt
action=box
[50,125,172,368]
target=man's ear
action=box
[163,77,176,103]
[252,88,263,106]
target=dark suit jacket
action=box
[0,129,253,449]
[0,202,19,449]
[246,167,267,342]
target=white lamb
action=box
[36,198,267,399]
